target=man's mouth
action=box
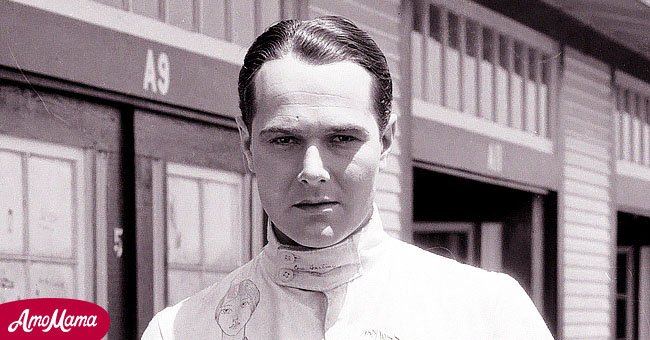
[293,200,339,210]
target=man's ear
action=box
[379,113,397,171]
[236,116,255,173]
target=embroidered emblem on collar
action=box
[361,329,401,340]
[215,279,260,340]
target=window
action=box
[614,71,650,168]
[92,0,284,45]
[0,135,92,304]
[411,0,557,138]
[164,163,246,306]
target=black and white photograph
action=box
[1,0,649,339]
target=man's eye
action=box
[220,308,232,314]
[270,136,297,145]
[332,135,357,143]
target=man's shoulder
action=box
[385,237,496,275]
[141,254,264,339]
[377,238,553,338]
[381,237,516,293]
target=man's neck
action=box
[271,226,310,249]
[270,210,374,250]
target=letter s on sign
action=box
[143,49,170,95]
[157,52,170,95]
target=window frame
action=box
[0,133,94,302]
[614,70,650,180]
[410,0,559,152]
[152,161,258,310]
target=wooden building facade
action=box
[1,0,649,339]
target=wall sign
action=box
[143,49,170,95]
[1,2,240,117]
[487,142,504,173]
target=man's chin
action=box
[291,224,352,248]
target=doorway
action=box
[412,166,557,331]
[616,212,650,340]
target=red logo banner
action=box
[0,298,110,339]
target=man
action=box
[143,16,553,339]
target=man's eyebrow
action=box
[258,125,370,137]
[259,126,301,136]
[328,126,370,136]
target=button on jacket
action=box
[142,206,554,339]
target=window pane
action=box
[463,20,479,115]
[511,42,524,130]
[0,151,24,255]
[132,0,160,20]
[258,0,281,32]
[167,177,202,265]
[446,12,461,110]
[498,35,509,69]
[203,180,242,270]
[528,49,537,82]
[168,0,195,31]
[231,0,255,45]
[202,0,227,39]
[465,20,479,58]
[0,261,26,303]
[167,269,202,305]
[479,28,494,120]
[28,157,74,258]
[28,262,75,298]
[496,35,509,125]
[412,0,422,32]
[429,4,441,41]
[448,12,460,50]
[482,28,493,62]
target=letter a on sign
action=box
[143,49,157,93]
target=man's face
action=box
[238,56,394,248]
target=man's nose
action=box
[297,144,330,185]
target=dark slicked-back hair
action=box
[238,16,392,131]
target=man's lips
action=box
[293,201,339,209]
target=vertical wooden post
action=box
[151,159,166,314]
[476,23,483,117]
[531,194,545,311]
[441,8,449,107]
[459,16,466,113]
[506,36,514,127]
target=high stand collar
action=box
[261,204,387,291]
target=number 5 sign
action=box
[143,49,170,95]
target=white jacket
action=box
[142,207,554,339]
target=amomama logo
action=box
[0,298,109,339]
